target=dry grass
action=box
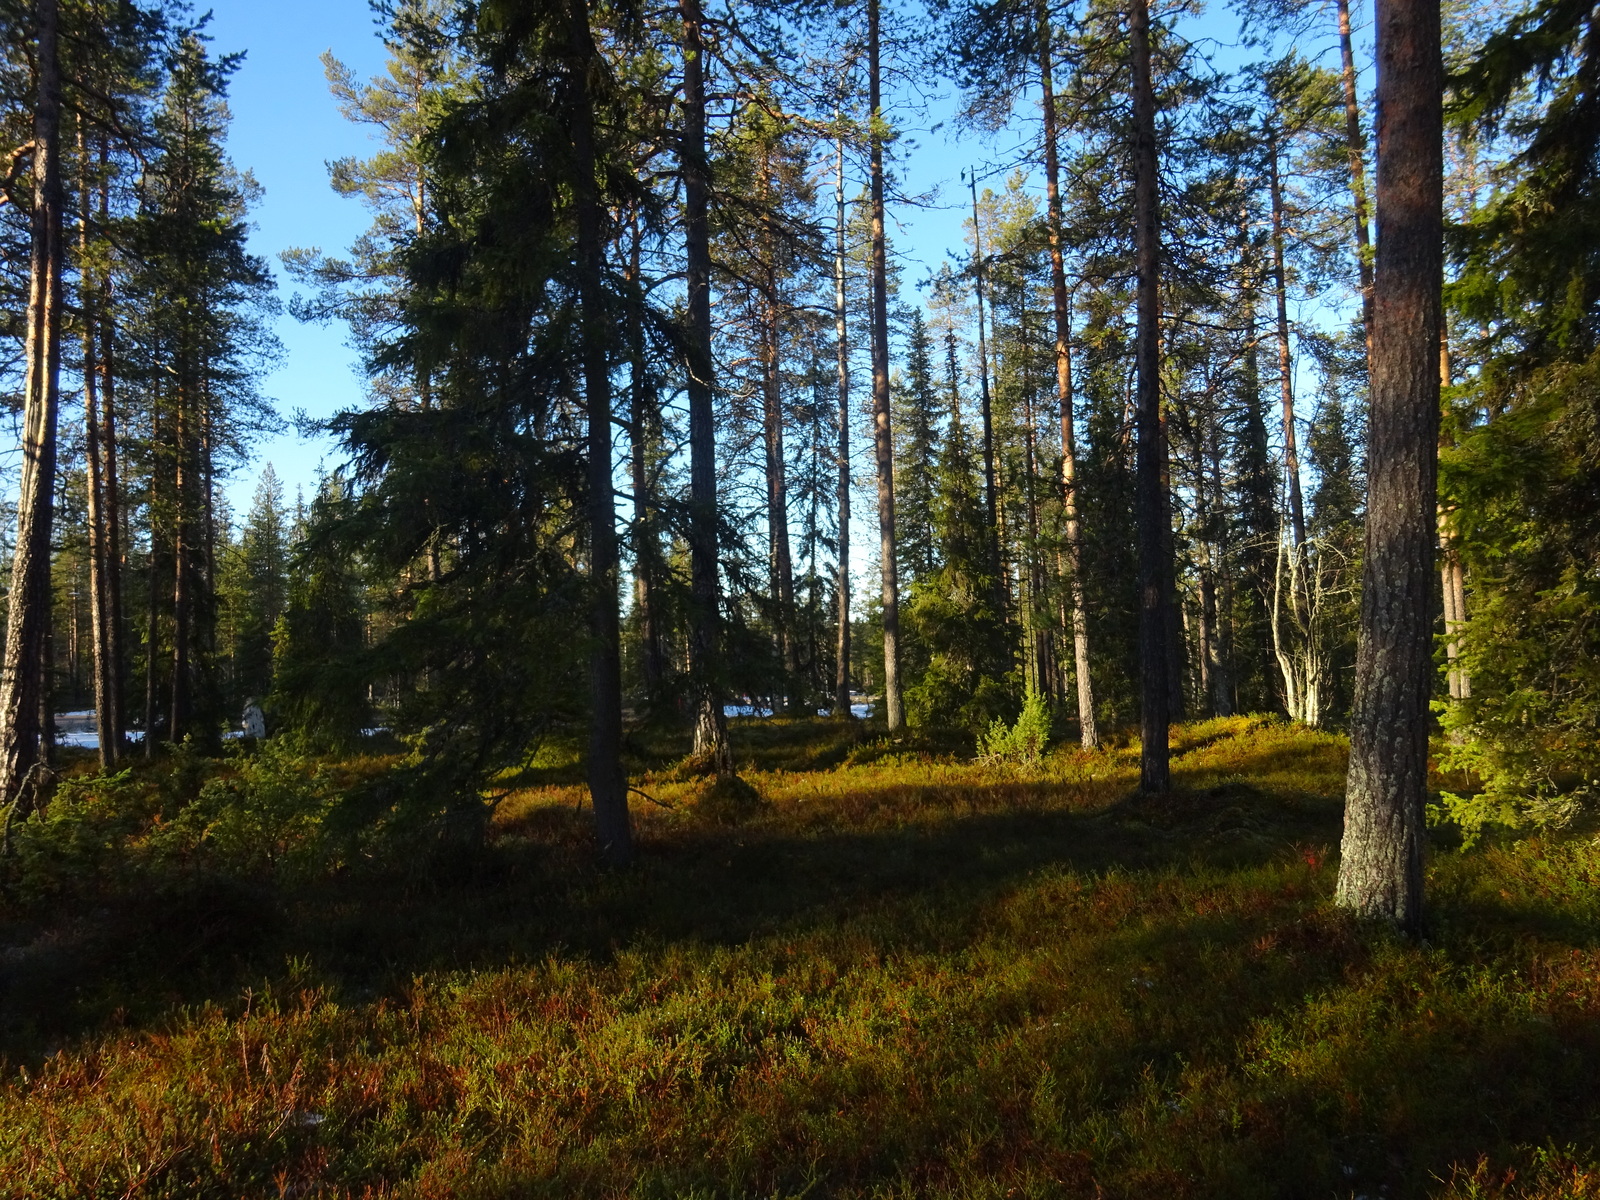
[1,715,1598,1198]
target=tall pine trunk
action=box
[1336,0,1442,932]
[568,0,632,865]
[833,136,852,718]
[0,0,66,817]
[1130,0,1170,792]
[867,0,903,730]
[679,0,732,771]
[100,161,125,756]
[80,139,115,769]
[1037,6,1099,745]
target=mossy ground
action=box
[2,715,1599,1198]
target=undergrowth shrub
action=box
[2,741,338,910]
[977,689,1051,767]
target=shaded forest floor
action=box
[3,715,1600,1197]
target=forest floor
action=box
[2,714,1600,1198]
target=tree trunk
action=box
[568,0,632,866]
[627,214,665,700]
[1038,10,1099,745]
[1267,130,1308,552]
[0,0,66,818]
[1336,0,1442,933]
[833,136,852,718]
[1130,0,1170,792]
[760,235,797,698]
[968,174,1003,607]
[1337,0,1377,370]
[867,0,903,731]
[80,140,115,769]
[679,0,732,772]
[100,161,125,756]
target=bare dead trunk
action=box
[1337,0,1442,933]
[1131,0,1170,792]
[834,136,852,718]
[867,0,903,730]
[569,0,632,865]
[1038,10,1099,745]
[0,0,66,819]
[679,0,732,772]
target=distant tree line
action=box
[0,0,1596,930]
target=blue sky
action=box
[207,0,390,517]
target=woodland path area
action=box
[1,716,1597,1198]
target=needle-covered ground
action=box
[2,715,1599,1198]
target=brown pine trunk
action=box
[0,0,66,818]
[1336,0,1442,932]
[679,0,732,772]
[834,137,852,719]
[867,0,903,730]
[1337,0,1377,369]
[100,161,125,755]
[80,139,115,769]
[1130,0,1170,793]
[569,0,632,866]
[1038,9,1099,745]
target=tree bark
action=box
[0,0,66,818]
[679,0,733,772]
[833,136,852,718]
[80,138,115,769]
[569,0,632,866]
[867,0,903,730]
[1131,0,1170,792]
[1337,0,1377,370]
[1336,0,1442,933]
[1267,129,1308,552]
[627,214,665,700]
[100,161,125,756]
[1038,5,1099,747]
[969,174,1006,622]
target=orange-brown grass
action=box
[2,716,1599,1198]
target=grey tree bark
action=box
[867,0,904,730]
[1336,0,1442,932]
[0,0,65,818]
